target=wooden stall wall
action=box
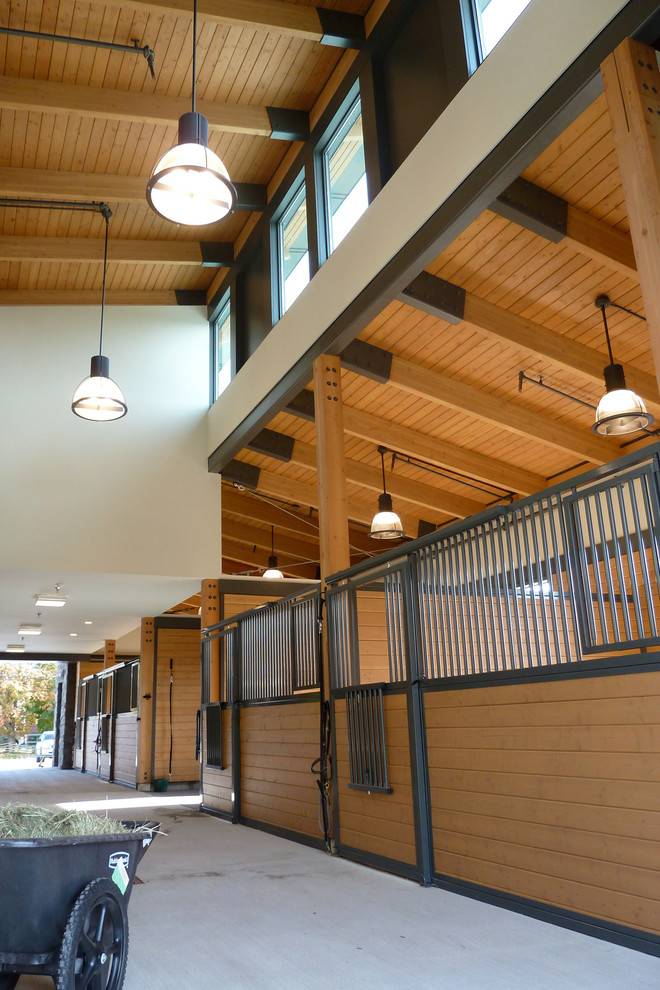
[201,707,233,817]
[333,690,418,873]
[152,617,201,784]
[97,717,112,781]
[83,714,100,776]
[426,669,660,941]
[240,698,323,844]
[113,713,139,786]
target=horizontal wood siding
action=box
[426,670,660,935]
[74,718,84,770]
[113,713,138,786]
[240,700,321,840]
[223,593,280,621]
[202,707,233,816]
[153,627,201,783]
[356,589,392,683]
[84,716,100,776]
[334,692,417,866]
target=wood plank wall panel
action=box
[112,712,138,786]
[355,589,393,684]
[153,627,200,783]
[202,707,233,816]
[223,593,280,620]
[240,700,320,839]
[334,693,417,866]
[74,719,84,771]
[84,714,100,775]
[426,671,660,935]
[98,720,112,780]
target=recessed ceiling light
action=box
[83,620,93,625]
[69,632,78,637]
[18,624,42,636]
[35,594,67,607]
[6,644,25,653]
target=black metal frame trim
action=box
[337,844,423,883]
[433,872,660,957]
[240,816,328,852]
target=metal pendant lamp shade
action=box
[370,447,405,540]
[146,1,235,225]
[592,301,652,437]
[263,527,284,579]
[72,212,127,422]
[72,354,127,422]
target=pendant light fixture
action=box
[370,446,405,540]
[592,297,653,437]
[71,209,127,422]
[146,0,235,225]
[263,526,284,580]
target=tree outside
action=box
[0,661,57,741]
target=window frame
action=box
[210,295,232,404]
[273,170,310,319]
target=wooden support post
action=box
[601,39,660,394]
[313,355,351,580]
[137,618,155,786]
[201,578,221,703]
[103,639,116,670]
[313,355,350,852]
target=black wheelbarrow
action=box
[0,822,157,989]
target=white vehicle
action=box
[35,730,54,765]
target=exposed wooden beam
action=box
[222,485,377,553]
[0,290,184,305]
[400,272,660,407]
[601,38,660,398]
[223,519,318,564]
[342,337,619,464]
[0,236,232,266]
[341,406,544,496]
[315,356,352,577]
[99,0,363,46]
[491,177,637,279]
[0,167,265,211]
[563,205,637,279]
[221,537,318,579]
[247,427,482,519]
[226,460,426,536]
[0,76,274,137]
[386,353,619,464]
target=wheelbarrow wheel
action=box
[56,877,129,990]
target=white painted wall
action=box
[207,0,630,455]
[0,305,220,578]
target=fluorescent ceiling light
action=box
[6,644,25,653]
[18,624,42,635]
[35,594,67,607]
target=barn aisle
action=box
[1,768,658,989]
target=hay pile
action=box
[0,803,129,839]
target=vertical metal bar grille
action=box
[205,704,223,768]
[565,465,660,652]
[292,594,320,690]
[345,686,392,792]
[384,571,406,681]
[416,501,576,678]
[327,587,353,688]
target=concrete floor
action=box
[1,765,660,989]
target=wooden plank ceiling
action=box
[223,91,660,579]
[0,0,371,300]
